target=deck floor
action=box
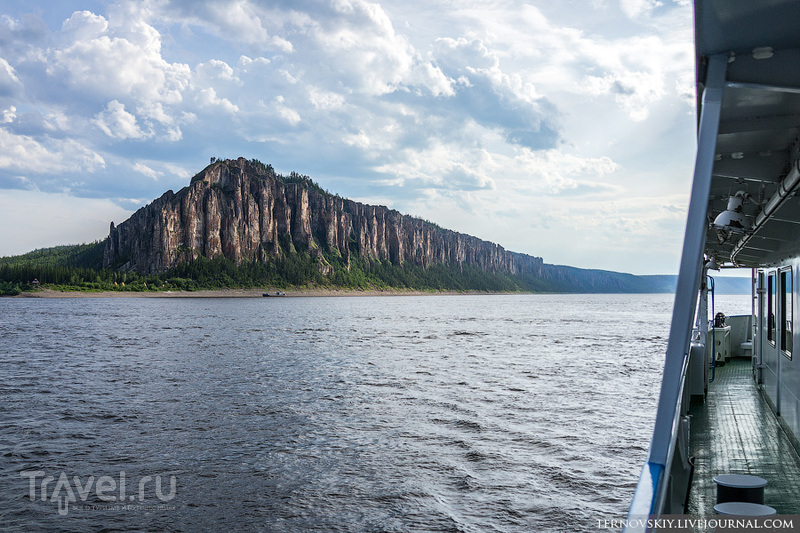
[687,357,800,514]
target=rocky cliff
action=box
[103,157,546,277]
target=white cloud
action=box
[430,36,558,148]
[133,161,161,180]
[301,0,453,97]
[61,10,109,40]
[573,31,691,121]
[196,59,239,84]
[442,3,691,123]
[161,163,191,180]
[237,55,270,71]
[164,127,183,141]
[513,149,620,194]
[207,1,270,45]
[308,86,346,110]
[310,11,411,94]
[47,11,191,106]
[0,189,131,257]
[374,142,496,191]
[406,59,454,97]
[271,36,294,53]
[136,101,173,126]
[620,0,665,20]
[146,0,295,53]
[0,128,105,174]
[2,105,15,123]
[582,71,665,122]
[274,96,301,125]
[674,67,696,107]
[131,159,190,184]
[0,57,21,96]
[0,0,696,273]
[195,87,239,114]
[94,100,149,139]
[343,130,371,149]
[435,37,498,71]
[0,129,59,170]
[389,155,682,273]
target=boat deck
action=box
[687,357,800,514]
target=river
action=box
[0,293,752,532]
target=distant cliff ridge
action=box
[103,158,545,277]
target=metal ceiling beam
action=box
[725,49,800,89]
[748,234,793,243]
[736,250,765,258]
[712,172,781,184]
[726,81,800,95]
[740,243,780,253]
[769,217,800,225]
[718,115,800,134]
[732,158,800,264]
[712,157,787,183]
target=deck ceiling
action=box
[696,0,800,267]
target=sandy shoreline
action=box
[13,288,474,299]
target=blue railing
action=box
[624,354,691,531]
[623,52,728,531]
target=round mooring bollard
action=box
[714,501,776,516]
[713,474,767,504]
[713,501,777,533]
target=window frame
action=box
[768,272,776,347]
[781,268,793,359]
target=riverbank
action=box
[14,287,478,298]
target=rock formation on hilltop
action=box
[103,157,545,277]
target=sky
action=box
[0,0,701,275]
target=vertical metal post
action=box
[752,268,756,337]
[699,272,709,387]
[777,268,783,415]
[648,53,727,512]
[757,271,765,383]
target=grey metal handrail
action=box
[623,53,727,531]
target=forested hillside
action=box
[1,158,681,295]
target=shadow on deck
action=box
[687,357,800,514]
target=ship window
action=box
[768,273,776,346]
[781,269,792,358]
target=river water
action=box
[0,293,752,532]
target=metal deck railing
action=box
[687,358,800,515]
[623,53,729,532]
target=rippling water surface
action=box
[0,293,752,531]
